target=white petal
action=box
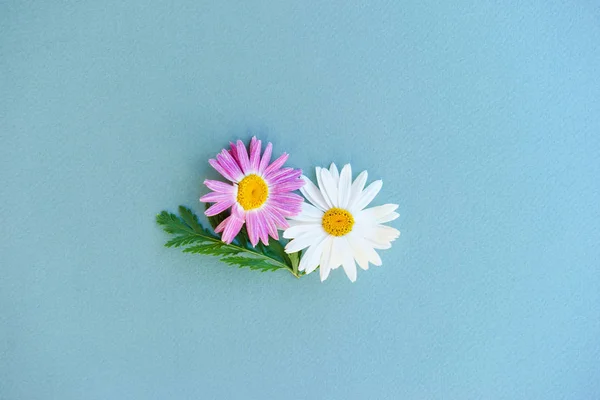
[319,236,334,281]
[358,204,399,224]
[289,202,324,222]
[337,164,352,209]
[283,223,322,239]
[350,235,383,266]
[285,231,322,253]
[367,247,382,266]
[320,262,332,281]
[301,235,328,274]
[369,241,392,250]
[346,232,371,270]
[330,237,345,270]
[320,266,332,281]
[315,167,334,208]
[378,212,399,224]
[350,180,382,212]
[374,225,401,242]
[320,168,339,208]
[347,170,368,209]
[339,238,357,282]
[361,224,400,249]
[329,163,340,183]
[299,175,329,211]
[286,219,317,228]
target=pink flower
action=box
[200,137,305,247]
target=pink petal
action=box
[258,142,272,174]
[269,192,304,204]
[231,203,245,219]
[267,220,279,240]
[204,199,235,216]
[270,180,305,193]
[265,167,302,184]
[209,159,236,182]
[258,208,279,240]
[276,219,289,230]
[266,201,302,218]
[200,192,234,203]
[216,149,244,182]
[265,167,292,181]
[263,204,289,229]
[235,140,251,174]
[229,142,239,164]
[214,218,228,233]
[245,209,271,246]
[263,153,289,177]
[252,210,270,245]
[245,212,260,247]
[204,179,235,194]
[249,136,261,172]
[221,215,244,244]
[214,204,246,239]
[255,214,269,246]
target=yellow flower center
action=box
[237,174,269,210]
[322,208,354,236]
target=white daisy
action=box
[283,163,400,282]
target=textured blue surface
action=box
[2,1,600,399]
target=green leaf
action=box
[156,206,299,277]
[288,251,300,275]
[220,255,282,272]
[183,242,242,256]
[165,234,208,248]
[156,211,193,235]
[179,206,203,233]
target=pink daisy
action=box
[200,136,305,247]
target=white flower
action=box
[283,163,400,282]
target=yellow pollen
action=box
[322,208,354,237]
[237,174,269,210]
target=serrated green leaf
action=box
[183,242,242,256]
[156,211,193,235]
[165,235,209,248]
[220,255,283,272]
[157,206,299,277]
[179,206,203,233]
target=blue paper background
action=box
[2,1,599,399]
